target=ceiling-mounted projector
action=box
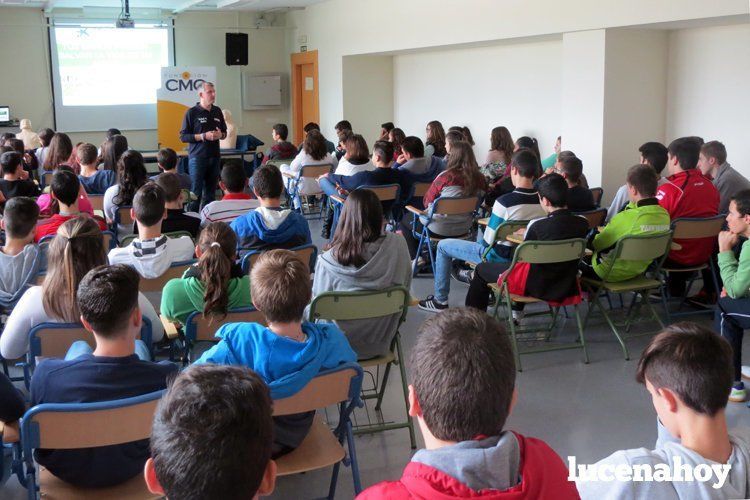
[116,17,135,28]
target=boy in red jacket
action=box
[357,308,579,499]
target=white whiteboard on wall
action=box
[242,74,282,110]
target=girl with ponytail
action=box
[161,221,252,326]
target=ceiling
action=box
[0,0,327,13]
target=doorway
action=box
[291,50,319,145]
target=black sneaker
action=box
[418,295,448,313]
[451,268,474,284]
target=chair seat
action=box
[487,283,542,303]
[276,414,345,476]
[582,275,661,293]
[359,352,396,368]
[39,468,159,500]
[662,265,707,273]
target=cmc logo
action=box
[165,72,207,92]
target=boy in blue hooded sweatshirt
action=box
[230,164,312,255]
[196,249,356,457]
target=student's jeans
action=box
[188,156,221,212]
[64,340,151,362]
[434,238,485,303]
[715,296,750,383]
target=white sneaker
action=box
[741,366,750,381]
[511,310,525,325]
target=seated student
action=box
[335,133,376,175]
[6,138,38,178]
[698,141,750,215]
[197,250,356,457]
[104,149,149,241]
[0,151,40,204]
[30,264,177,488]
[541,135,561,169]
[35,170,107,242]
[419,149,546,312]
[606,142,669,222]
[359,308,578,499]
[393,136,433,176]
[153,173,201,239]
[77,143,115,195]
[161,222,251,327]
[714,190,750,402]
[262,123,297,165]
[657,136,720,297]
[100,134,129,172]
[149,147,191,190]
[108,183,194,279]
[1,217,163,360]
[424,120,447,159]
[400,141,486,260]
[42,132,74,173]
[312,189,411,359]
[281,129,338,209]
[34,128,54,170]
[465,174,590,317]
[199,162,259,226]
[379,121,394,141]
[333,129,352,162]
[0,197,40,309]
[389,127,406,160]
[576,323,750,499]
[36,165,95,217]
[440,129,465,169]
[481,126,514,185]
[580,164,670,282]
[145,364,276,499]
[297,122,336,154]
[554,152,596,211]
[230,164,312,253]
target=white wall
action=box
[392,39,563,162]
[342,55,394,144]
[667,23,750,178]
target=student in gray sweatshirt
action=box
[576,323,750,499]
[0,197,40,311]
[310,189,411,359]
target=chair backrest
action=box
[513,238,587,265]
[273,363,363,416]
[671,216,725,240]
[590,187,603,206]
[616,232,673,262]
[88,194,104,213]
[494,220,529,244]
[299,164,333,178]
[431,195,480,216]
[185,307,266,343]
[264,159,289,169]
[41,171,53,188]
[309,286,409,323]
[102,230,115,251]
[575,208,608,229]
[115,205,134,226]
[21,390,164,456]
[241,244,317,274]
[411,182,431,198]
[139,260,196,292]
[360,184,400,202]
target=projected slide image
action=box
[56,27,169,106]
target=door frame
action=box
[290,50,320,145]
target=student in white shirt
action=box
[334,134,376,176]
[108,183,194,279]
[280,129,337,208]
[200,162,259,226]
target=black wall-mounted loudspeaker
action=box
[226,33,248,66]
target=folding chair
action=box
[283,164,334,218]
[118,230,195,248]
[274,363,363,499]
[139,260,196,293]
[309,286,416,449]
[406,195,482,276]
[22,319,154,389]
[407,181,432,210]
[182,307,266,363]
[659,216,725,321]
[19,390,164,500]
[590,187,604,207]
[477,219,530,264]
[329,184,402,236]
[240,244,317,274]
[488,239,589,371]
[581,232,673,360]
[575,207,608,230]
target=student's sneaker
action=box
[511,310,525,324]
[419,295,448,313]
[741,366,750,381]
[451,266,474,284]
[730,382,746,403]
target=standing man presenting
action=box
[180,82,227,211]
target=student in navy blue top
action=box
[77,143,115,194]
[30,264,177,488]
[150,148,192,190]
[0,372,24,423]
[179,82,227,212]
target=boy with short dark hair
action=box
[31,264,178,488]
[200,162,259,226]
[145,364,276,499]
[576,322,750,498]
[151,147,191,190]
[606,141,669,221]
[196,249,356,457]
[298,122,336,154]
[230,165,311,253]
[580,164,670,282]
[698,140,750,215]
[108,183,194,278]
[0,151,40,203]
[35,169,106,241]
[153,172,201,238]
[78,142,115,194]
[555,152,595,211]
[0,197,40,307]
[262,123,297,164]
[359,308,578,498]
